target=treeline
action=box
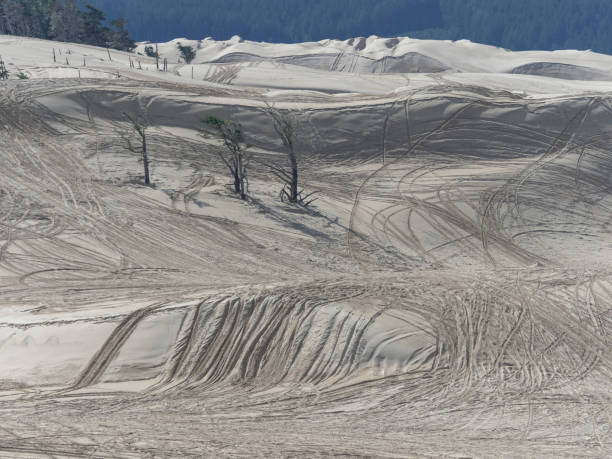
[86,0,612,54]
[85,0,440,44]
[414,0,612,54]
[4,0,611,55]
[0,0,135,50]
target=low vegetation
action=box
[177,42,196,64]
[144,45,159,59]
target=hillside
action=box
[0,34,611,457]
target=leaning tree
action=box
[202,116,250,200]
[265,104,316,206]
[122,111,151,185]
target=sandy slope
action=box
[0,35,611,457]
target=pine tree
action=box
[108,15,135,51]
[1,0,26,36]
[82,4,108,46]
[50,0,84,42]
[0,0,133,51]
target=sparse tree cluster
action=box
[0,0,135,51]
[200,110,316,206]
[117,105,313,205]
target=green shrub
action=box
[177,43,196,64]
[144,45,159,58]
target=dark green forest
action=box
[2,0,612,54]
[85,0,612,54]
[0,0,135,50]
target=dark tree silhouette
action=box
[265,104,317,206]
[177,42,196,64]
[202,116,250,200]
[123,111,151,186]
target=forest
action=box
[0,0,134,50]
[2,0,612,55]
[86,0,612,54]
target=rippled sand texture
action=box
[0,35,611,457]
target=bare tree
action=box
[265,104,316,206]
[202,116,250,200]
[0,55,8,80]
[122,112,151,186]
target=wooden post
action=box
[382,112,389,164]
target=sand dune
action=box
[510,61,612,80]
[209,51,450,74]
[0,34,611,457]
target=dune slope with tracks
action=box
[0,35,611,457]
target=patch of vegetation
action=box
[144,45,159,59]
[177,42,196,64]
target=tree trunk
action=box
[141,133,150,185]
[233,168,241,195]
[290,152,298,202]
[237,155,246,200]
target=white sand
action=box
[0,34,610,457]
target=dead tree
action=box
[265,104,316,206]
[202,116,250,200]
[0,56,8,80]
[122,112,151,185]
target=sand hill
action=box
[0,34,610,457]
